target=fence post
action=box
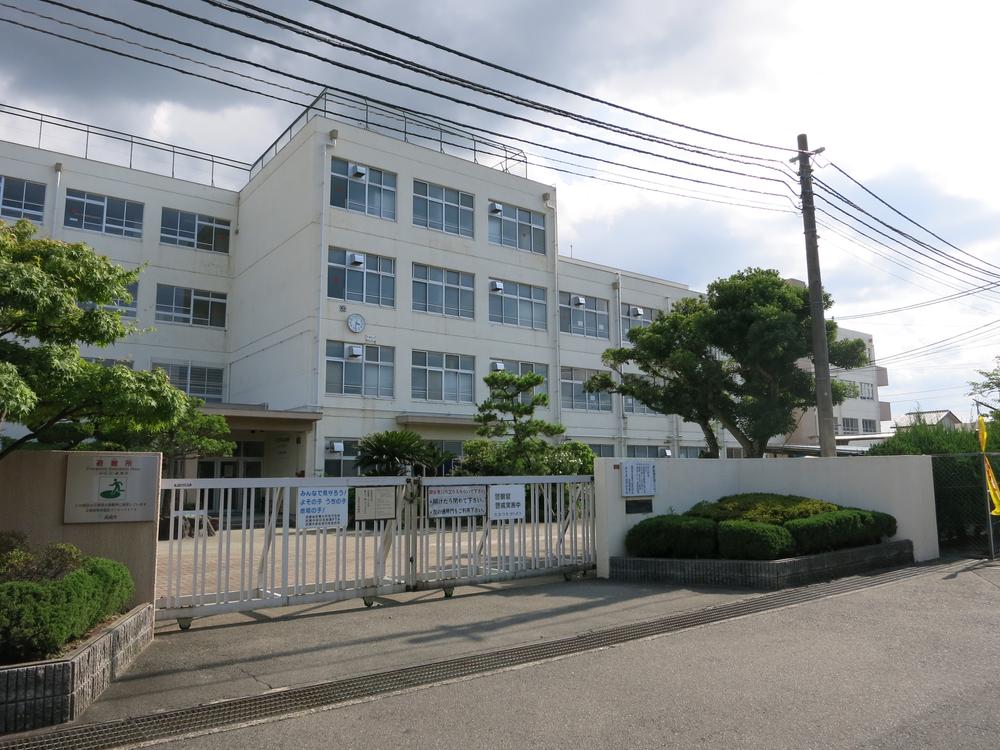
[405,477,420,589]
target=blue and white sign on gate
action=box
[489,484,525,521]
[296,487,348,528]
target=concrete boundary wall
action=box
[0,451,160,605]
[594,456,939,577]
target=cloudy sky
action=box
[2,0,998,422]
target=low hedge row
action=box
[0,557,134,664]
[626,505,898,561]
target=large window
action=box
[677,446,704,458]
[560,367,612,412]
[488,202,545,253]
[412,350,475,403]
[330,158,396,220]
[489,279,546,330]
[588,444,615,458]
[324,438,359,477]
[0,175,45,222]
[64,189,143,238]
[559,292,609,339]
[859,382,875,400]
[160,208,230,253]
[153,361,225,402]
[624,395,659,415]
[626,445,663,458]
[327,248,395,307]
[413,180,474,237]
[325,341,394,397]
[842,417,860,435]
[155,284,227,327]
[862,418,878,433]
[412,264,474,319]
[491,359,548,404]
[621,303,658,339]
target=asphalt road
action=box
[144,560,1000,749]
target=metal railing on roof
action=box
[248,89,528,180]
[0,104,251,190]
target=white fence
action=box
[157,475,594,625]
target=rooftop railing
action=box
[249,89,528,181]
[0,104,251,191]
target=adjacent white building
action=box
[0,93,884,475]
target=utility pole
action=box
[796,133,836,457]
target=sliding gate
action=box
[157,475,595,625]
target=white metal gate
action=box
[157,475,595,625]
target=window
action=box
[108,280,139,319]
[160,208,230,253]
[860,382,875,400]
[325,341,394,397]
[155,284,227,327]
[488,202,545,253]
[726,447,744,459]
[324,438,359,477]
[621,303,658,339]
[0,175,45,222]
[327,248,395,307]
[153,361,225,402]
[489,279,546,330]
[842,417,860,434]
[82,356,133,369]
[412,350,475,403]
[560,367,612,412]
[413,180,474,237]
[623,395,659,415]
[559,292,610,338]
[677,446,704,459]
[587,444,615,458]
[862,419,878,433]
[330,158,396,220]
[64,189,143,238]
[627,445,662,458]
[491,360,548,404]
[425,440,464,475]
[412,264,474,319]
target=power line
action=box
[301,0,801,155]
[835,279,1000,320]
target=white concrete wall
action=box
[594,456,939,576]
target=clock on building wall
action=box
[346,313,366,333]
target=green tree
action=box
[970,357,1000,417]
[356,430,435,476]
[0,220,184,460]
[588,268,867,458]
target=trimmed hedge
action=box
[624,515,717,559]
[0,558,134,664]
[718,520,796,560]
[686,493,839,525]
[784,510,883,555]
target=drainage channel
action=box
[1,559,967,750]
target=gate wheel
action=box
[443,586,455,598]
[363,596,375,608]
[177,617,192,631]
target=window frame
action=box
[488,278,547,330]
[324,438,360,477]
[862,418,878,433]
[0,174,45,223]
[490,359,549,404]
[324,340,395,398]
[412,263,475,319]
[64,189,144,238]
[559,292,610,339]
[412,180,474,238]
[620,303,659,340]
[411,349,476,403]
[154,284,227,328]
[326,248,396,308]
[330,158,397,220]
[152,360,225,403]
[487,201,545,254]
[859,382,875,400]
[159,207,231,253]
[560,366,612,412]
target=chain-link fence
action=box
[930,454,1000,558]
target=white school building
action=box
[0,92,888,477]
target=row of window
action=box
[836,417,879,435]
[326,248,660,337]
[329,158,547,253]
[0,175,233,253]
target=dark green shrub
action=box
[34,544,85,581]
[0,531,28,556]
[870,511,898,539]
[0,558,134,664]
[0,549,36,583]
[784,510,881,555]
[625,515,717,558]
[686,493,838,525]
[717,520,795,560]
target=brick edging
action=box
[0,603,154,734]
[610,540,915,590]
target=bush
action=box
[717,520,796,560]
[0,531,28,556]
[0,542,85,584]
[784,510,881,555]
[686,493,839,525]
[625,515,717,558]
[0,557,134,664]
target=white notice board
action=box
[621,461,656,497]
[489,484,525,521]
[355,487,397,521]
[64,453,159,523]
[296,487,349,528]
[427,485,487,518]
